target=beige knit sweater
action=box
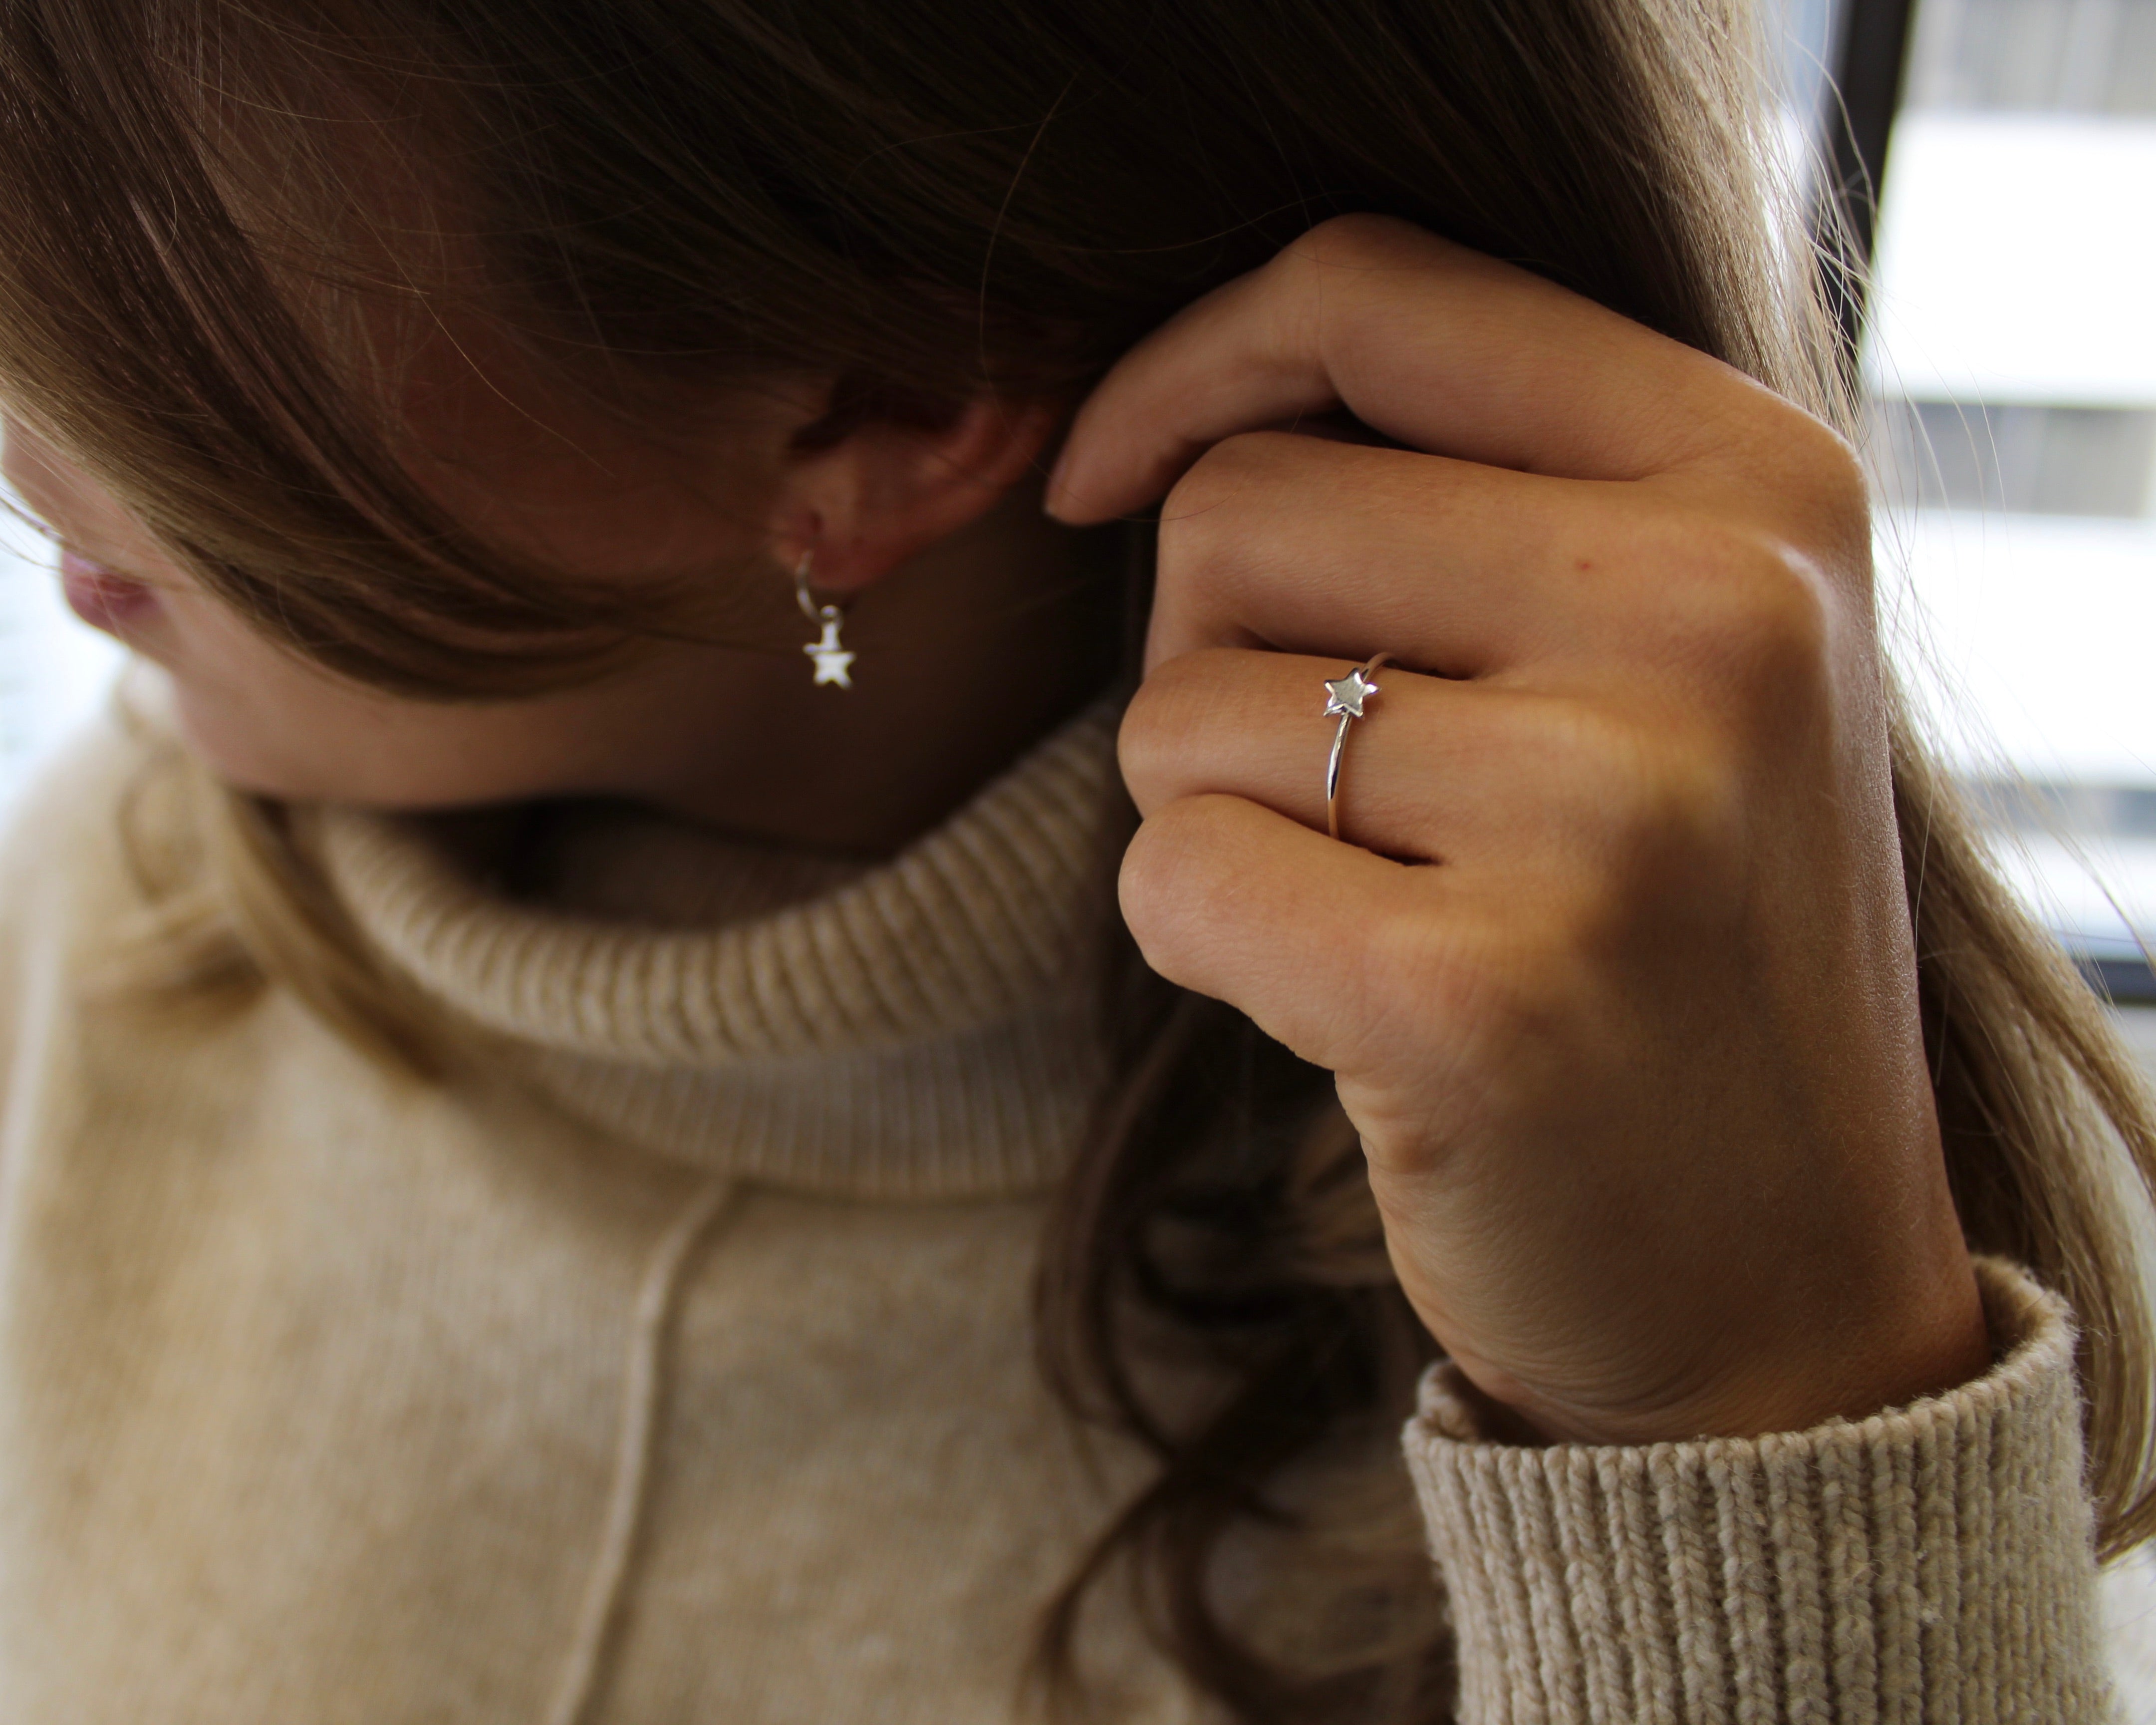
[0,695,2114,1723]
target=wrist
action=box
[1478,1254,1995,1447]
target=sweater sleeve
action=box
[1402,1257,2113,1722]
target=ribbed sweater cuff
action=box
[1403,1258,2111,1723]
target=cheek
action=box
[151,591,581,807]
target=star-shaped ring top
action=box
[1323,666,1380,719]
[1323,653,1393,842]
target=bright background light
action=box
[0,515,123,804]
[1870,116,2156,407]
[1868,100,2156,970]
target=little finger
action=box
[1119,791,1475,1079]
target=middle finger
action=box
[1146,430,1667,677]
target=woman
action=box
[0,0,2141,1719]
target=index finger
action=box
[1044,214,1793,524]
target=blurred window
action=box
[1908,0,2156,112]
[1862,0,2156,995]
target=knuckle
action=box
[1115,809,1192,948]
[1551,701,1746,899]
[1355,901,1445,1002]
[1776,411,1872,524]
[1120,795,1226,903]
[1527,867,1651,978]
[1114,692,1166,807]
[1477,925,1595,1051]
[1661,516,1838,719]
[1155,433,1277,576]
[1495,693,1747,892]
[1726,406,1874,586]
[1290,211,1419,272]
[1728,557,1833,698]
[1338,907,1472,1064]
[1116,797,1242,970]
[1369,911,1580,1103]
[1160,430,1272,515]
[1626,739,1744,868]
[1116,650,1232,797]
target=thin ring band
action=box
[1323,651,1393,842]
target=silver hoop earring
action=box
[794,552,855,689]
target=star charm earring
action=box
[793,552,855,689]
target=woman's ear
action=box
[767,396,1063,593]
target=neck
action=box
[612,478,1124,855]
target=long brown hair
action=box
[2,3,2153,1722]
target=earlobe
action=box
[769,396,1062,593]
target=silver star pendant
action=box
[804,615,855,688]
[1323,666,1378,718]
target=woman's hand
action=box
[1047,216,1989,1446]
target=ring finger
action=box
[1120,645,1620,864]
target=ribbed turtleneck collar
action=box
[312,700,1124,1200]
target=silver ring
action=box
[1322,652,1391,842]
